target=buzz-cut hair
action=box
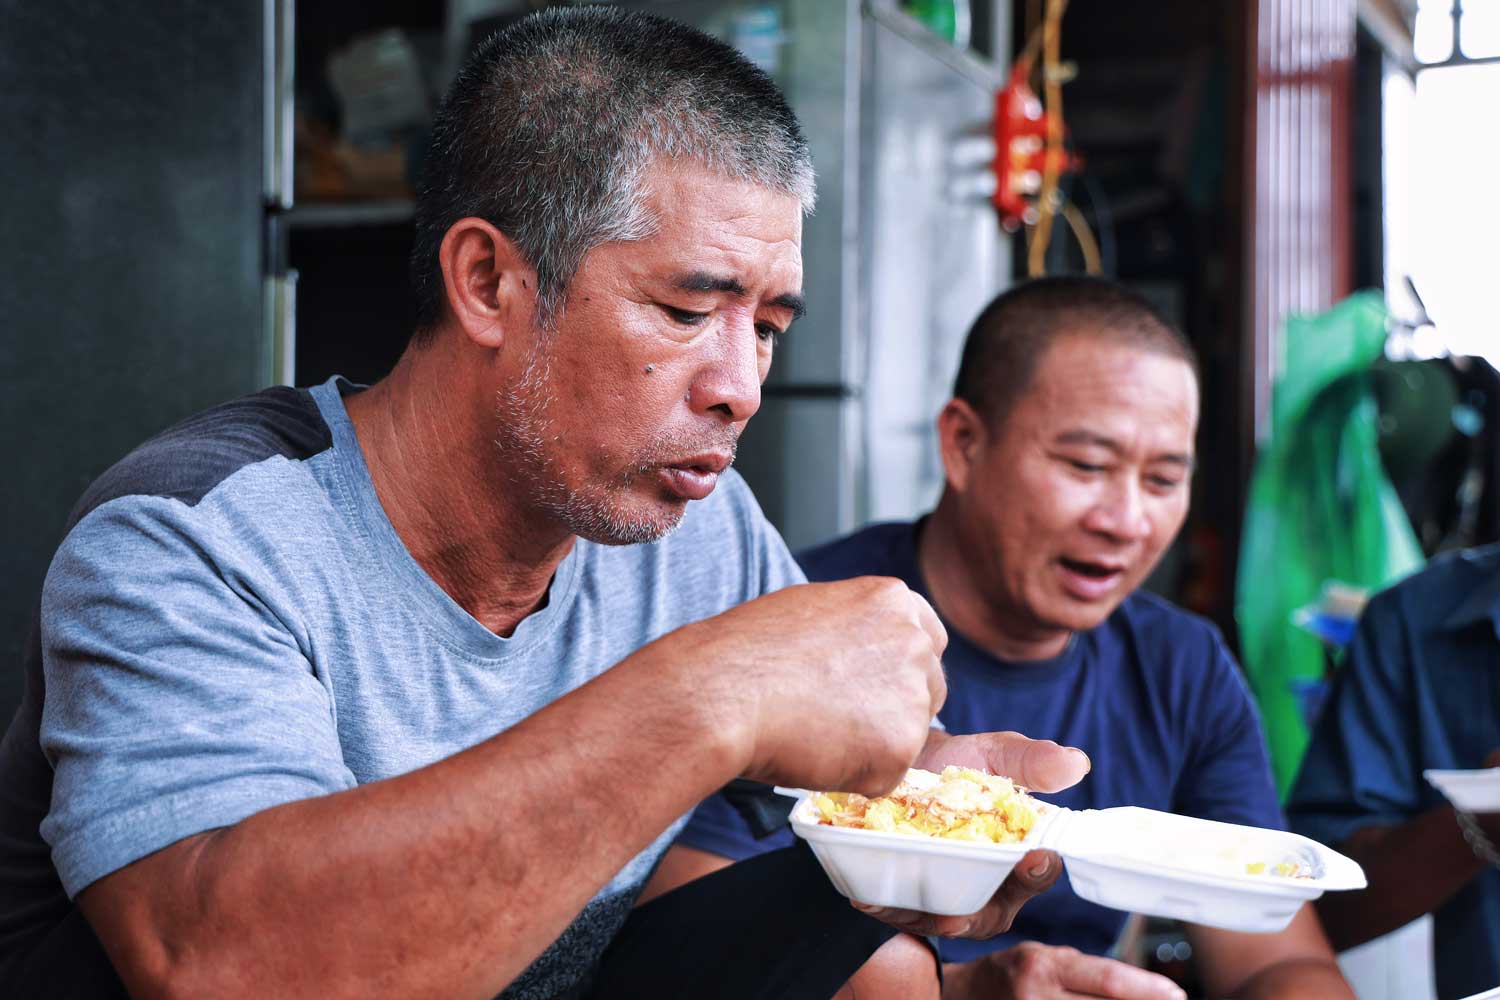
[952,276,1199,425]
[408,6,816,339]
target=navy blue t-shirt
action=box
[1287,545,1500,1000]
[677,520,1284,963]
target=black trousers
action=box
[585,843,899,999]
[0,845,895,999]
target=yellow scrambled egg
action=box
[1244,860,1313,878]
[811,766,1039,844]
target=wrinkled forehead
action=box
[614,161,805,279]
[638,158,805,231]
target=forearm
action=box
[940,960,979,999]
[84,632,748,1000]
[1226,957,1352,1000]
[1190,905,1348,1000]
[1314,805,1484,950]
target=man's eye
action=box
[1067,460,1105,474]
[1147,475,1183,491]
[756,323,783,346]
[663,306,709,326]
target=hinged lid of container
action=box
[1033,806,1366,932]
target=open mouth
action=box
[1059,557,1122,579]
[1057,557,1128,601]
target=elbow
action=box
[94,918,234,1000]
[78,838,249,999]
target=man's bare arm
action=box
[78,578,947,1000]
[1312,805,1488,951]
[1188,905,1352,1000]
[81,638,747,1000]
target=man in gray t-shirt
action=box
[0,9,1089,999]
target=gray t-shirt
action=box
[3,376,803,998]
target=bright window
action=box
[1396,62,1500,368]
[1461,0,1500,58]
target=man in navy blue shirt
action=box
[645,277,1351,998]
[1288,545,1500,1000]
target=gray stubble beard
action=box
[493,343,736,546]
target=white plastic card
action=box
[1425,767,1500,814]
[786,796,1366,934]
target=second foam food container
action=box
[785,795,1366,933]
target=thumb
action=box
[978,849,1063,936]
[1010,849,1063,895]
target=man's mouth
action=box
[658,452,732,502]
[671,452,732,476]
[1057,557,1128,601]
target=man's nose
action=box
[687,319,763,423]
[1089,477,1152,542]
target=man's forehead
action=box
[1032,337,1197,403]
[599,163,805,307]
[1040,328,1193,373]
[642,158,803,219]
[1022,340,1198,448]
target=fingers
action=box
[978,849,1063,935]
[849,850,1063,940]
[849,900,960,937]
[899,850,1059,939]
[1058,952,1186,1000]
[918,731,1091,793]
[907,592,949,718]
[923,652,948,722]
[978,733,1092,794]
[909,591,949,656]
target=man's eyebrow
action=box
[1055,429,1122,452]
[674,271,747,296]
[671,271,806,321]
[1054,429,1195,468]
[769,292,807,321]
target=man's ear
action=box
[936,397,989,494]
[437,218,538,350]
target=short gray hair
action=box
[409,6,816,337]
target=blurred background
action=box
[1,1,1496,995]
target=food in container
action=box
[783,768,1367,933]
[808,766,1038,844]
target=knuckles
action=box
[852,575,914,615]
[1096,967,1132,996]
[1010,943,1052,980]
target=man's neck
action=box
[917,495,1072,663]
[345,342,575,637]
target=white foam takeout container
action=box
[782,792,1367,934]
[1425,767,1500,814]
